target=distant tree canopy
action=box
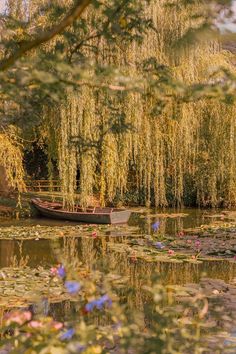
[1,0,236,207]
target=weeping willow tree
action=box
[0,131,25,194]
[41,0,236,208]
[1,0,235,207]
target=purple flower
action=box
[60,328,75,340]
[57,265,66,278]
[152,221,160,232]
[65,281,81,294]
[85,294,112,312]
[154,242,165,249]
[75,343,86,352]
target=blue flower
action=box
[96,294,112,309]
[85,294,112,312]
[85,302,95,312]
[152,221,160,232]
[154,242,165,249]
[57,265,66,278]
[65,281,81,294]
[60,328,75,340]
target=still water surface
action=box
[0,208,236,328]
[0,208,235,284]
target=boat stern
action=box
[110,210,131,224]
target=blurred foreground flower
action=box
[50,267,57,276]
[4,310,32,326]
[65,281,81,294]
[60,328,75,340]
[28,319,63,330]
[85,294,112,312]
[51,321,63,330]
[29,320,43,329]
[168,250,175,256]
[152,221,160,232]
[74,343,86,352]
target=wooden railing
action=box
[25,179,62,192]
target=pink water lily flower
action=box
[195,240,201,248]
[92,231,97,238]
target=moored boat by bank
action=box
[31,198,131,224]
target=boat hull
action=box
[31,199,131,224]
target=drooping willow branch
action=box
[0,0,91,71]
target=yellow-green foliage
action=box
[45,0,236,207]
[0,132,25,193]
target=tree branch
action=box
[68,0,128,60]
[0,0,91,71]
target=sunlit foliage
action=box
[1,0,236,207]
[0,130,25,193]
[41,0,236,208]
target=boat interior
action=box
[35,199,123,213]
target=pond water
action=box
[0,208,236,322]
[0,208,235,280]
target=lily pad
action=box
[0,266,69,308]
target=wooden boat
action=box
[31,198,131,224]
